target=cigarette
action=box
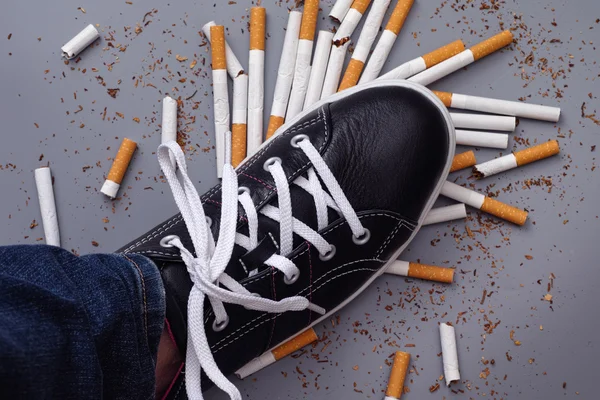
[450,112,516,132]
[378,40,465,80]
[338,0,393,91]
[286,0,319,120]
[232,74,248,167]
[247,8,266,156]
[202,21,245,79]
[409,30,513,86]
[235,328,318,379]
[440,323,460,386]
[266,11,303,140]
[423,204,467,226]
[34,167,60,247]
[386,261,454,284]
[440,181,528,225]
[359,0,414,84]
[210,25,230,178]
[456,129,509,149]
[161,96,178,168]
[450,150,477,172]
[61,24,100,59]
[304,30,334,109]
[384,351,411,400]
[474,140,560,178]
[433,91,561,122]
[101,138,137,199]
[329,0,354,22]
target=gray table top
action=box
[1,0,599,398]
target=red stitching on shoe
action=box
[161,362,185,400]
[240,172,275,190]
[164,318,178,352]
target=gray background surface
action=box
[1,0,599,398]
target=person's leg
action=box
[0,244,175,399]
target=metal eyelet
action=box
[263,157,282,171]
[319,245,336,261]
[283,271,300,285]
[290,134,309,148]
[205,216,213,227]
[352,229,371,245]
[212,315,230,332]
[238,186,250,196]
[159,234,180,248]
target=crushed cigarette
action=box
[247,8,266,156]
[385,351,411,399]
[34,167,60,247]
[474,140,560,178]
[329,0,353,22]
[450,150,477,172]
[101,138,137,198]
[202,21,245,79]
[61,24,100,59]
[386,260,454,283]
[440,323,460,386]
[210,25,230,178]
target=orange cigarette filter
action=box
[272,328,318,360]
[422,40,465,68]
[352,0,372,14]
[470,30,513,61]
[433,90,453,107]
[210,26,227,70]
[408,263,455,284]
[107,138,137,184]
[514,140,560,166]
[250,8,266,50]
[386,0,414,35]
[385,351,411,399]
[299,0,320,41]
[450,150,477,172]
[480,197,528,226]
[266,115,285,139]
[231,124,247,167]
[338,59,364,91]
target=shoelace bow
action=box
[158,132,366,400]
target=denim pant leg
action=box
[0,245,165,400]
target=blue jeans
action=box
[0,245,165,399]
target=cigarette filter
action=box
[247,8,266,155]
[440,181,528,225]
[101,138,137,198]
[329,0,354,22]
[450,150,477,172]
[61,24,100,59]
[409,30,513,86]
[202,21,245,79]
[456,129,509,149]
[34,167,60,247]
[232,74,248,167]
[474,140,560,178]
[304,30,334,109]
[360,0,414,83]
[433,91,561,122]
[450,112,516,132]
[384,351,411,400]
[440,323,460,386]
[266,10,303,140]
[386,261,454,283]
[162,96,178,168]
[235,328,318,379]
[378,40,465,80]
[211,25,230,178]
[338,0,392,91]
[423,204,467,226]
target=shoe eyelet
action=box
[290,134,309,148]
[212,315,230,332]
[159,235,180,248]
[238,186,250,196]
[319,245,336,262]
[205,216,213,227]
[352,229,371,245]
[263,157,282,171]
[283,271,300,285]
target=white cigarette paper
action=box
[286,40,314,120]
[408,49,474,86]
[162,96,178,168]
[450,113,515,132]
[236,352,276,379]
[202,21,245,79]
[34,167,60,247]
[379,56,427,80]
[450,93,560,122]
[440,181,485,210]
[247,49,265,155]
[304,31,334,109]
[321,42,350,99]
[352,0,391,65]
[329,0,354,22]
[61,24,100,59]
[213,69,230,178]
[456,129,508,149]
[360,29,397,83]
[440,323,460,386]
[233,74,248,125]
[423,204,467,226]
[475,154,517,177]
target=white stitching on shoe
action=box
[374,220,405,259]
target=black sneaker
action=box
[120,80,455,400]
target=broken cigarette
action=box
[235,328,318,379]
[450,150,477,172]
[384,351,411,400]
[360,0,414,83]
[440,181,528,225]
[409,30,513,86]
[202,21,245,79]
[210,25,230,178]
[338,0,393,91]
[440,323,460,386]
[161,96,178,168]
[304,30,334,109]
[379,40,465,80]
[34,167,60,247]
[329,0,354,22]
[456,129,509,149]
[61,24,100,59]
[450,112,516,132]
[474,140,560,178]
[101,138,137,198]
[386,261,454,283]
[232,74,248,167]
[433,91,561,122]
[286,0,319,121]
[247,8,266,155]
[266,10,303,140]
[423,204,467,226]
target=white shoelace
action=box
[157,132,366,400]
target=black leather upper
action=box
[119,82,454,399]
